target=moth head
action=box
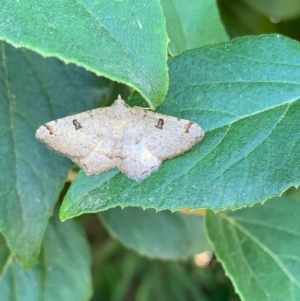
[113,95,126,106]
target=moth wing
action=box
[137,108,204,159]
[35,107,116,174]
[115,107,204,180]
[115,138,162,181]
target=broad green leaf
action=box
[205,196,300,301]
[0,41,122,267]
[243,0,300,20]
[161,0,228,56]
[0,212,92,301]
[0,0,168,107]
[0,233,10,279]
[60,34,300,219]
[100,208,210,260]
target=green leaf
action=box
[0,41,120,267]
[0,0,168,107]
[242,0,300,20]
[217,0,276,37]
[100,208,210,260]
[60,34,300,219]
[205,196,300,301]
[161,0,228,55]
[94,242,211,301]
[0,234,10,279]
[0,212,92,301]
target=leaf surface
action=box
[0,212,92,301]
[0,234,10,279]
[0,0,168,107]
[0,42,117,267]
[161,0,228,55]
[60,35,300,219]
[206,196,300,301]
[100,207,210,260]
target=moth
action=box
[35,96,204,180]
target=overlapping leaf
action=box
[161,0,228,55]
[0,42,119,267]
[100,208,210,260]
[0,212,92,301]
[0,234,10,279]
[217,0,276,37]
[206,196,300,301]
[0,0,168,107]
[60,35,300,220]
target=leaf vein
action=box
[222,214,300,288]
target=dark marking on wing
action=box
[183,122,193,133]
[73,119,83,130]
[44,124,56,135]
[106,153,113,160]
[114,153,126,160]
[155,118,164,130]
[141,165,157,175]
[77,158,87,168]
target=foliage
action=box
[1,0,300,300]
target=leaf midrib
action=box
[226,218,269,300]
[233,217,300,239]
[1,43,25,232]
[221,213,300,289]
[73,0,151,91]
